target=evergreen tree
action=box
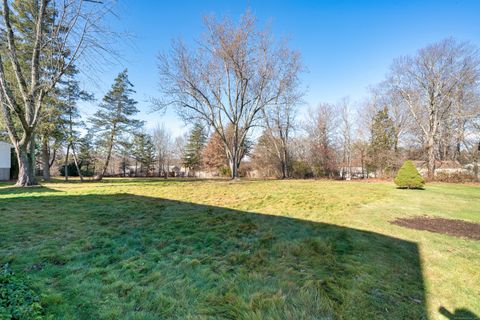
[77,132,96,177]
[183,123,207,172]
[368,107,396,175]
[132,132,156,176]
[117,137,133,177]
[89,70,142,179]
[60,77,94,181]
[394,160,425,189]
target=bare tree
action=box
[0,0,116,186]
[306,103,339,178]
[262,81,303,178]
[339,98,353,179]
[462,112,480,181]
[157,12,302,179]
[441,79,480,162]
[388,38,480,178]
[365,83,412,154]
[153,123,172,178]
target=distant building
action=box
[0,141,13,180]
[413,160,470,176]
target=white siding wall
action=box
[0,142,12,168]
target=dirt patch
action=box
[392,216,480,240]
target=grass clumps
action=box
[0,264,45,320]
[1,178,479,318]
[394,160,425,189]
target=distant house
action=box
[0,141,13,180]
[338,159,376,180]
[168,165,182,177]
[413,160,470,176]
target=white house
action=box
[0,141,13,180]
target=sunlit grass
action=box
[0,178,478,319]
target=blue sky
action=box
[78,0,480,137]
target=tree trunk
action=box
[65,144,70,181]
[280,164,286,179]
[70,143,84,182]
[473,142,479,182]
[282,147,289,179]
[474,160,479,182]
[96,127,116,181]
[41,137,51,181]
[229,153,239,179]
[427,136,436,179]
[15,141,37,187]
[97,144,112,180]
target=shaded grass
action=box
[0,179,478,319]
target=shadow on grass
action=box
[439,307,479,320]
[45,177,227,184]
[0,185,61,196]
[0,192,429,319]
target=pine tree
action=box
[77,132,96,177]
[183,123,207,172]
[132,132,156,176]
[368,107,396,175]
[60,77,94,182]
[117,137,133,177]
[89,70,142,179]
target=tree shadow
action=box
[439,307,480,320]
[0,185,60,196]
[0,192,430,319]
[45,177,228,185]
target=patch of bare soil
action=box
[392,216,480,240]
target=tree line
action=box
[1,3,479,186]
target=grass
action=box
[0,178,479,319]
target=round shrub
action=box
[394,160,425,189]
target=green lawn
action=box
[0,179,479,319]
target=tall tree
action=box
[261,86,302,178]
[389,38,480,178]
[339,98,353,179]
[364,83,411,154]
[307,103,338,178]
[157,12,302,178]
[182,123,206,173]
[0,0,114,186]
[77,131,95,177]
[132,131,156,176]
[89,70,142,180]
[61,78,93,181]
[368,107,396,175]
[153,124,173,178]
[116,137,132,177]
